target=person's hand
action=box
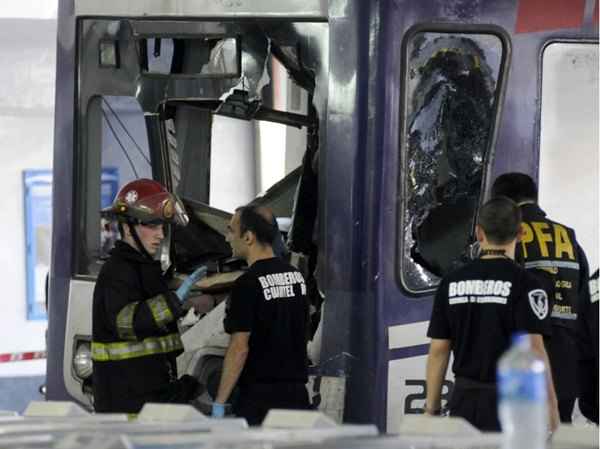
[183,294,216,314]
[424,407,441,416]
[211,402,227,418]
[175,266,208,302]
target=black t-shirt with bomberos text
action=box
[224,257,308,386]
[427,258,552,383]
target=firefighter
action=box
[425,197,559,432]
[92,178,204,413]
[492,172,590,423]
[212,205,310,425]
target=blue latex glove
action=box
[175,266,208,302]
[211,402,226,418]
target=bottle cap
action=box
[511,332,529,346]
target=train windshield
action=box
[73,19,321,277]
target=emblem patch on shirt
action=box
[528,289,549,320]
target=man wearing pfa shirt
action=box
[425,197,559,432]
[492,172,590,423]
[213,205,310,425]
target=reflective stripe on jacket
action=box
[115,294,175,340]
[92,332,182,362]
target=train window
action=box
[400,31,505,293]
[539,42,599,273]
[76,96,152,276]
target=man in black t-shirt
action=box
[213,204,310,425]
[425,197,559,432]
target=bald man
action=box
[212,204,310,424]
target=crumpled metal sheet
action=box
[402,33,500,290]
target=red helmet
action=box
[102,179,189,226]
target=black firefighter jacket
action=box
[517,203,590,400]
[92,241,185,413]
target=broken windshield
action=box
[400,31,505,293]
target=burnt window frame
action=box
[397,24,512,296]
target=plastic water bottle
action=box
[497,333,547,449]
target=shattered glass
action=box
[401,33,503,292]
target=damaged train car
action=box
[47,0,598,431]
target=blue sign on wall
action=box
[23,170,52,320]
[101,167,119,209]
[23,168,119,320]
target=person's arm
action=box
[530,334,560,432]
[101,270,183,341]
[425,279,451,415]
[215,332,250,405]
[425,338,451,415]
[215,276,257,415]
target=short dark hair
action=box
[491,172,538,203]
[235,205,277,246]
[478,196,522,245]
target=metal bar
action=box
[75,0,328,20]
[145,114,173,189]
[253,107,312,128]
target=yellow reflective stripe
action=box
[147,294,173,329]
[116,301,139,340]
[91,333,183,362]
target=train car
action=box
[47,0,598,431]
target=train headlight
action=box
[73,342,93,380]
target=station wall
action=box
[0,16,56,383]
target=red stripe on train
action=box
[515,0,586,33]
